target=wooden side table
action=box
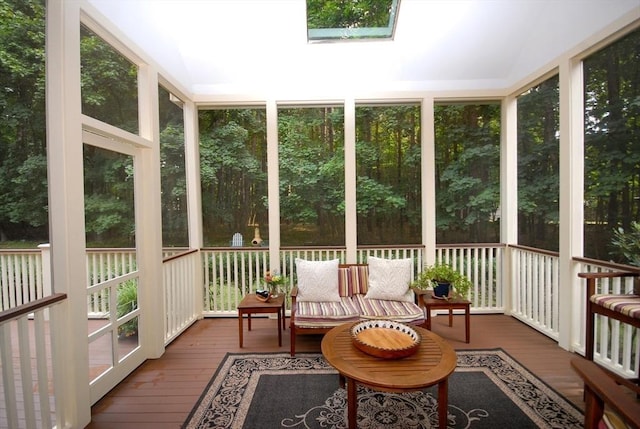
[421,295,471,343]
[237,294,285,347]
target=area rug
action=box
[183,350,583,429]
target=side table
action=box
[237,293,285,347]
[421,295,471,343]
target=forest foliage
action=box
[0,0,638,265]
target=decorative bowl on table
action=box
[255,289,271,302]
[350,320,421,359]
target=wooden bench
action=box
[579,270,640,393]
[571,357,640,429]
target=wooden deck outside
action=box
[87,314,587,429]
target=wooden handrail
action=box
[162,248,198,264]
[0,292,67,324]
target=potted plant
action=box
[117,280,138,337]
[412,263,472,299]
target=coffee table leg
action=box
[346,377,357,429]
[438,378,448,428]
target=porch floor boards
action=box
[86,314,586,429]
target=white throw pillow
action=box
[365,256,413,302]
[295,258,341,302]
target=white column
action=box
[266,100,281,270]
[501,95,518,314]
[421,98,436,266]
[344,99,357,263]
[559,58,585,351]
[136,64,165,358]
[46,1,91,426]
[184,99,203,249]
[183,99,204,316]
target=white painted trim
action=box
[184,100,203,249]
[421,98,436,266]
[507,7,640,97]
[80,0,193,100]
[344,99,357,263]
[82,115,153,149]
[500,96,518,245]
[47,1,91,426]
[501,96,518,314]
[266,100,280,269]
[136,63,165,360]
[558,57,585,352]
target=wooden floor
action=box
[86,314,587,429]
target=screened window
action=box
[159,87,188,247]
[355,104,421,245]
[517,76,560,251]
[199,109,267,247]
[278,106,345,246]
[434,104,501,243]
[306,0,400,41]
[80,25,138,134]
[83,145,135,248]
[0,0,48,248]
[583,28,640,264]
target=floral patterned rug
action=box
[183,350,583,429]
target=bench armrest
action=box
[571,357,640,429]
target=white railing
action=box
[163,249,201,344]
[0,293,67,429]
[509,245,560,340]
[201,247,270,314]
[86,248,137,316]
[200,244,506,315]
[436,244,505,312]
[0,248,46,312]
[574,258,639,380]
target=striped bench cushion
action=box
[591,294,640,319]
[295,297,361,328]
[352,293,425,324]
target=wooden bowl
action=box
[351,320,421,359]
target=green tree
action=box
[0,0,47,243]
[584,29,640,261]
[159,87,188,247]
[356,105,420,245]
[199,109,267,246]
[278,107,345,245]
[517,76,560,251]
[434,104,501,243]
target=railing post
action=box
[38,243,52,321]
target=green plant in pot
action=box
[412,263,472,299]
[117,280,138,337]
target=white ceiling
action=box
[86,0,639,98]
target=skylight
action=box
[306,0,400,42]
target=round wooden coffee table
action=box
[321,322,456,429]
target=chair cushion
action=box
[294,297,361,328]
[352,293,424,323]
[591,294,640,319]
